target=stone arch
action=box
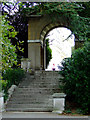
[27,15,79,70]
[40,23,75,69]
[40,23,60,44]
[40,23,72,45]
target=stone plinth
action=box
[0,92,4,112]
[52,93,66,114]
[21,58,31,72]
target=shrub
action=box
[3,68,25,86]
[1,15,17,71]
[59,42,90,114]
[2,68,25,101]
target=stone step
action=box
[10,93,53,98]
[10,94,55,99]
[7,99,52,104]
[34,77,60,80]
[15,87,60,91]
[9,96,52,100]
[8,100,51,103]
[19,83,59,86]
[17,87,60,89]
[13,88,60,93]
[10,95,52,101]
[6,71,62,112]
[19,81,60,84]
[6,107,53,112]
[35,71,59,74]
[9,94,52,98]
[7,99,53,104]
[10,94,52,97]
[21,78,61,81]
[19,78,61,82]
[13,90,60,95]
[17,86,60,90]
[9,98,52,103]
[13,91,60,96]
[25,76,61,80]
[19,82,60,87]
[8,100,52,104]
[6,103,53,109]
[18,86,59,89]
[34,72,61,77]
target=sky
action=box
[46,27,75,71]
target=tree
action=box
[23,2,89,41]
[77,2,90,40]
[0,14,17,71]
[2,2,28,59]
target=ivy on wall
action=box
[22,2,90,41]
[46,38,52,67]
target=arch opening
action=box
[41,27,75,71]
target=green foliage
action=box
[22,2,89,41]
[0,80,8,101]
[46,39,52,67]
[2,2,28,58]
[0,15,17,71]
[3,68,25,86]
[2,68,25,101]
[2,2,89,61]
[60,42,90,114]
[64,109,72,114]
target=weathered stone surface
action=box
[0,92,4,112]
[52,93,66,114]
[5,71,63,112]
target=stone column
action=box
[28,40,41,70]
[44,44,46,70]
[41,46,44,70]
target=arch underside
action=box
[40,22,70,47]
[39,21,72,70]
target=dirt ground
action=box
[60,101,89,116]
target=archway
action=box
[41,27,75,70]
[27,15,78,70]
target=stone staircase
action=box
[5,71,63,112]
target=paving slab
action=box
[1,112,89,120]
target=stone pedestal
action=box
[0,92,4,112]
[52,93,66,114]
[21,58,31,72]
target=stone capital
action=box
[27,40,41,43]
